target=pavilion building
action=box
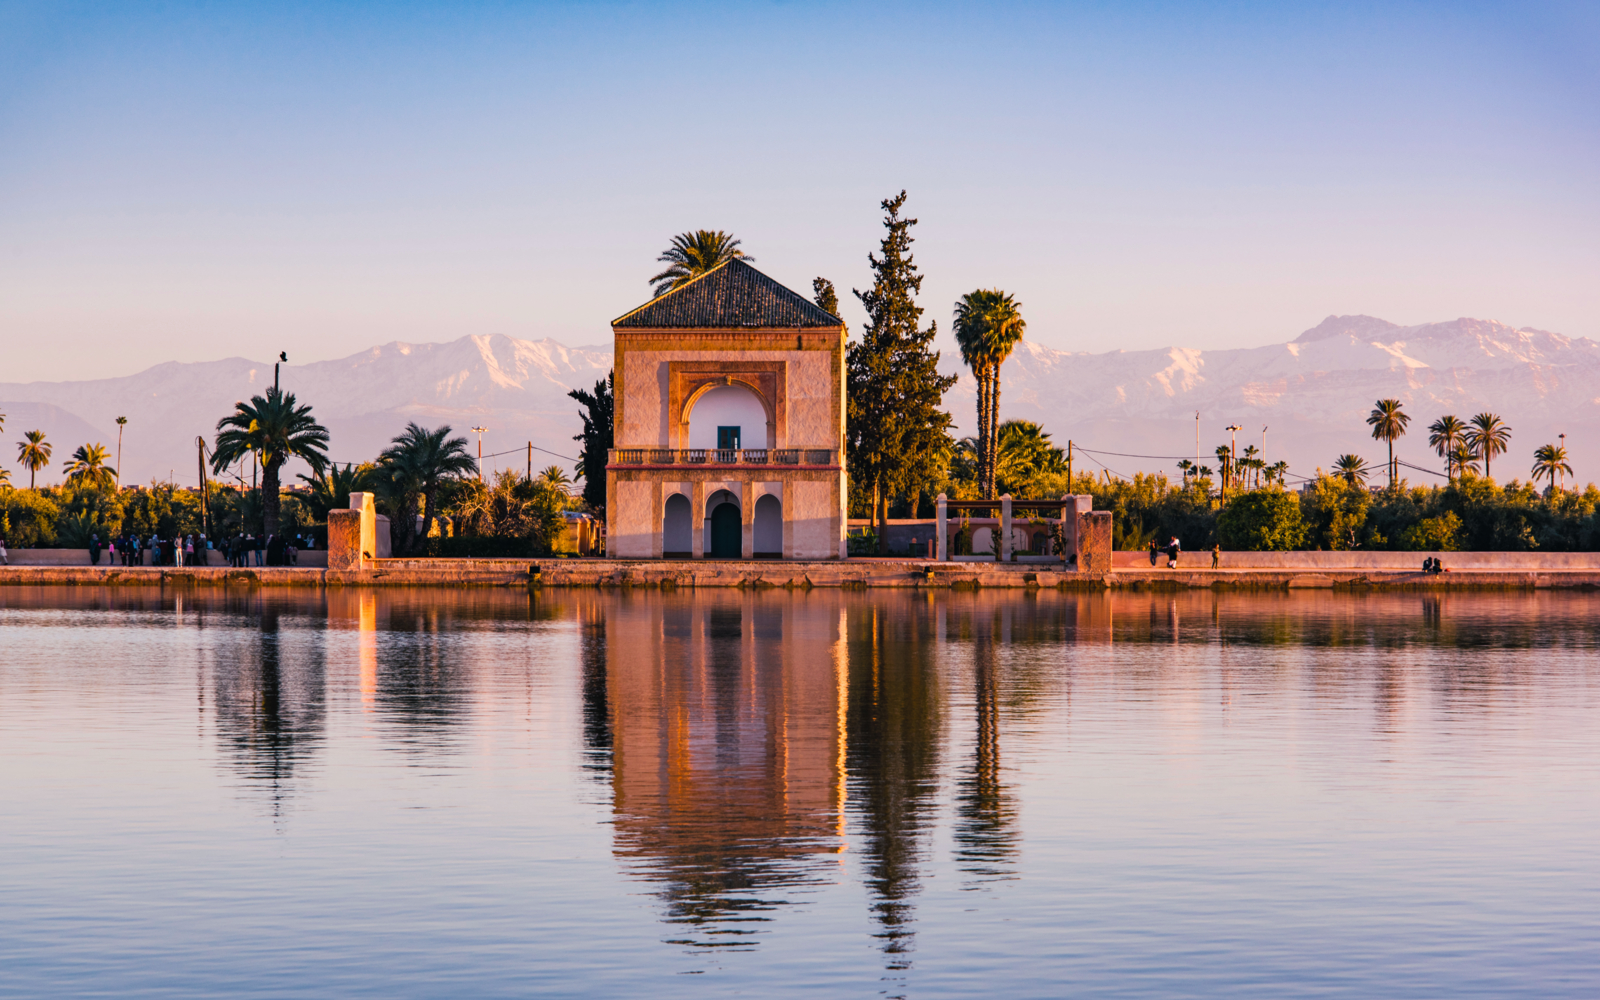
[605,259,848,560]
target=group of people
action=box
[58,531,318,568]
[222,533,313,567]
[1421,556,1446,574]
[89,532,209,567]
[1148,535,1185,568]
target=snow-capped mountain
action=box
[2,316,1595,489]
[0,335,612,486]
[943,316,1600,485]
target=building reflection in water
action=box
[211,600,327,815]
[603,592,847,950]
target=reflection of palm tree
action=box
[212,607,326,813]
[847,605,943,969]
[954,612,1018,885]
[1467,413,1511,480]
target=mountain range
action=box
[2,315,1595,489]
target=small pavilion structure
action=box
[605,259,848,560]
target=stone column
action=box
[936,493,948,562]
[741,481,754,560]
[999,494,1012,563]
[691,481,706,559]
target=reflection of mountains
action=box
[605,595,847,950]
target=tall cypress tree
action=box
[848,191,956,553]
[569,371,614,513]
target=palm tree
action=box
[1366,398,1410,488]
[1467,413,1511,480]
[16,430,51,488]
[1531,443,1572,493]
[211,387,330,538]
[1176,458,1194,482]
[1450,441,1480,477]
[952,290,1026,499]
[378,423,477,554]
[1334,454,1369,485]
[536,465,571,491]
[114,416,127,488]
[62,443,117,490]
[649,231,752,297]
[1427,415,1467,479]
[993,420,1063,495]
[1215,444,1235,491]
[298,462,378,523]
[1239,445,1261,488]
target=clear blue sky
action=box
[2,0,1596,381]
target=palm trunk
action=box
[974,363,989,500]
[874,480,888,555]
[421,485,439,552]
[989,364,1002,498]
[263,457,282,538]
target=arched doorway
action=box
[706,490,741,558]
[754,494,782,558]
[663,493,692,557]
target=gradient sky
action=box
[2,1,1596,382]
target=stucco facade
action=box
[605,260,848,560]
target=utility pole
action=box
[472,426,488,481]
[275,351,286,391]
[1225,424,1242,492]
[1262,425,1269,486]
[1195,411,1200,468]
[1560,432,1567,490]
[1066,440,1072,490]
[116,416,127,489]
[196,437,211,540]
[527,442,533,482]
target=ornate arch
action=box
[669,362,784,448]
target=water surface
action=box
[2,587,1596,998]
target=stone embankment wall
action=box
[2,550,329,568]
[1115,551,1600,570]
[3,556,1599,590]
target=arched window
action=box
[687,385,768,449]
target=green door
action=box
[710,503,742,558]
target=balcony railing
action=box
[609,448,838,467]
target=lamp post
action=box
[274,352,287,391]
[471,426,488,481]
[1560,432,1567,490]
[1225,424,1241,492]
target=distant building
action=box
[606,259,847,559]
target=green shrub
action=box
[2,489,61,547]
[1216,488,1305,551]
[1397,512,1463,551]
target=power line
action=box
[1073,446,1195,460]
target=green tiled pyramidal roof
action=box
[612,258,843,329]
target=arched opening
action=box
[705,489,741,558]
[687,384,769,450]
[662,493,691,557]
[753,494,782,558]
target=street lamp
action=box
[1560,432,1567,490]
[1225,424,1242,491]
[275,351,287,391]
[471,426,488,480]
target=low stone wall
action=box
[1,549,328,568]
[1114,550,1600,570]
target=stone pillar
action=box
[1078,510,1113,576]
[351,493,376,561]
[999,494,1012,563]
[327,510,363,571]
[741,481,754,560]
[691,481,705,559]
[936,493,948,562]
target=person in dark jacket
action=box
[89,533,102,566]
